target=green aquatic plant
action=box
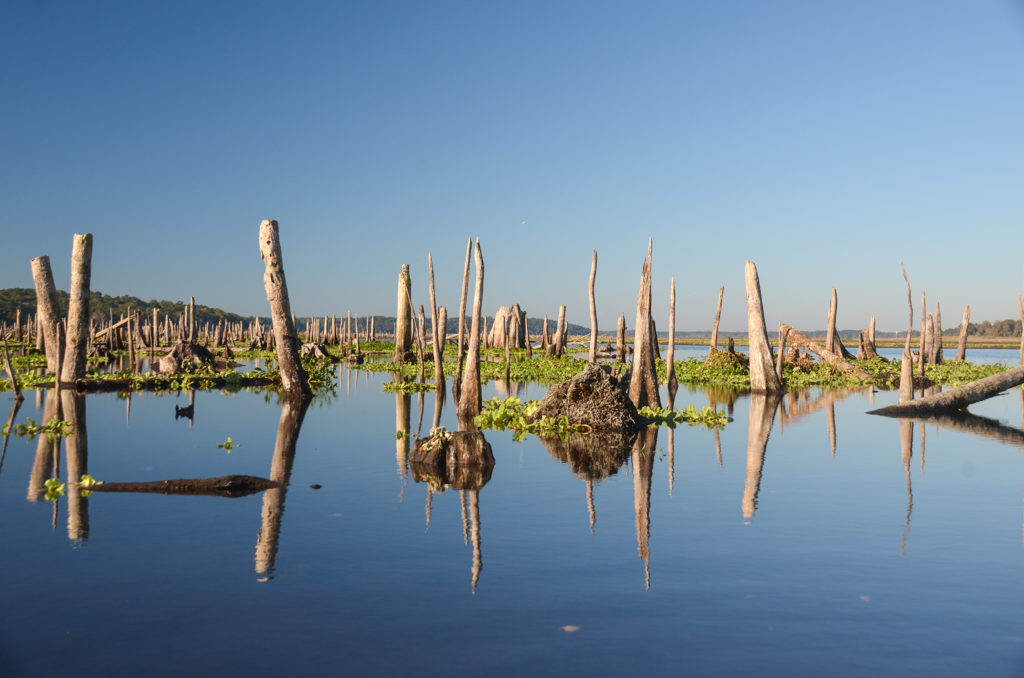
[638,404,731,429]
[4,417,72,442]
[76,473,104,497]
[474,397,589,442]
[217,437,239,452]
[381,379,437,394]
[42,477,66,501]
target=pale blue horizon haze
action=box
[3,1,1024,334]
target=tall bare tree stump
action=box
[259,220,311,401]
[61,234,93,385]
[30,255,64,376]
[457,240,484,421]
[588,250,598,363]
[955,305,970,362]
[709,286,724,356]
[629,241,661,409]
[392,264,413,363]
[745,261,783,393]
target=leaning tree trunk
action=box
[258,219,311,401]
[709,286,724,357]
[780,326,874,382]
[457,239,484,420]
[955,305,970,362]
[61,233,93,385]
[30,255,64,376]
[629,241,660,409]
[745,261,783,393]
[870,365,1024,417]
[392,264,413,363]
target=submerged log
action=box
[869,365,1024,417]
[89,475,280,498]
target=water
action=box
[3,353,1024,677]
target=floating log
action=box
[779,325,874,382]
[869,365,1024,417]
[745,261,783,393]
[258,219,311,401]
[90,475,280,498]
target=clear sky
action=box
[3,1,1024,334]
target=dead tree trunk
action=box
[918,290,927,378]
[428,253,444,385]
[30,255,64,376]
[629,241,661,409]
[870,365,1024,417]
[524,312,532,359]
[900,264,914,402]
[666,277,677,393]
[91,475,279,498]
[588,250,598,363]
[745,261,783,393]
[933,304,943,364]
[457,239,484,420]
[779,326,874,382]
[61,233,92,385]
[956,305,970,362]
[709,286,724,357]
[1019,295,1024,366]
[453,239,472,403]
[393,264,413,363]
[258,219,311,401]
[616,314,626,363]
[555,305,567,358]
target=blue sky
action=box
[3,1,1023,333]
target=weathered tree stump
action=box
[259,219,311,401]
[629,241,661,409]
[745,261,783,393]
[61,234,93,385]
[457,239,484,421]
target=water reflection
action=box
[633,427,658,589]
[255,397,311,581]
[61,391,89,544]
[743,393,782,521]
[900,420,914,557]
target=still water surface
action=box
[3,355,1024,677]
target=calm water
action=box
[3,352,1024,677]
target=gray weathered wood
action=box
[629,241,661,409]
[709,286,724,356]
[30,255,64,375]
[61,234,92,384]
[457,239,484,420]
[588,250,598,363]
[745,261,783,393]
[259,219,311,401]
[392,264,413,363]
[780,325,874,382]
[955,305,970,362]
[871,364,1024,417]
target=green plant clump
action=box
[3,417,72,442]
[638,404,731,429]
[474,397,590,442]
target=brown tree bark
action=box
[258,219,311,401]
[746,261,783,393]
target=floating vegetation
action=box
[77,474,104,497]
[217,437,239,453]
[381,379,436,394]
[42,477,66,501]
[474,397,591,442]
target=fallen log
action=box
[779,325,875,382]
[868,365,1024,417]
[89,474,279,498]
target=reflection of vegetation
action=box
[3,417,71,442]
[382,379,436,394]
[43,477,66,501]
[637,404,731,429]
[77,474,104,497]
[395,430,411,440]
[474,397,591,442]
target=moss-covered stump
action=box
[528,364,645,436]
[410,429,494,491]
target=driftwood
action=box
[869,365,1024,417]
[89,474,280,498]
[779,325,874,382]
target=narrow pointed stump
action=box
[776,323,788,385]
[588,250,598,363]
[1019,295,1024,366]
[900,263,914,401]
[258,220,311,402]
[666,277,677,397]
[392,264,413,363]
[825,288,837,359]
[616,314,626,362]
[524,312,533,359]
[933,304,943,364]
[955,305,970,362]
[60,234,92,385]
[30,255,64,376]
[453,238,472,404]
[457,240,484,421]
[629,243,661,409]
[918,290,927,378]
[428,254,444,385]
[745,261,783,394]
[2,338,21,401]
[709,286,724,356]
